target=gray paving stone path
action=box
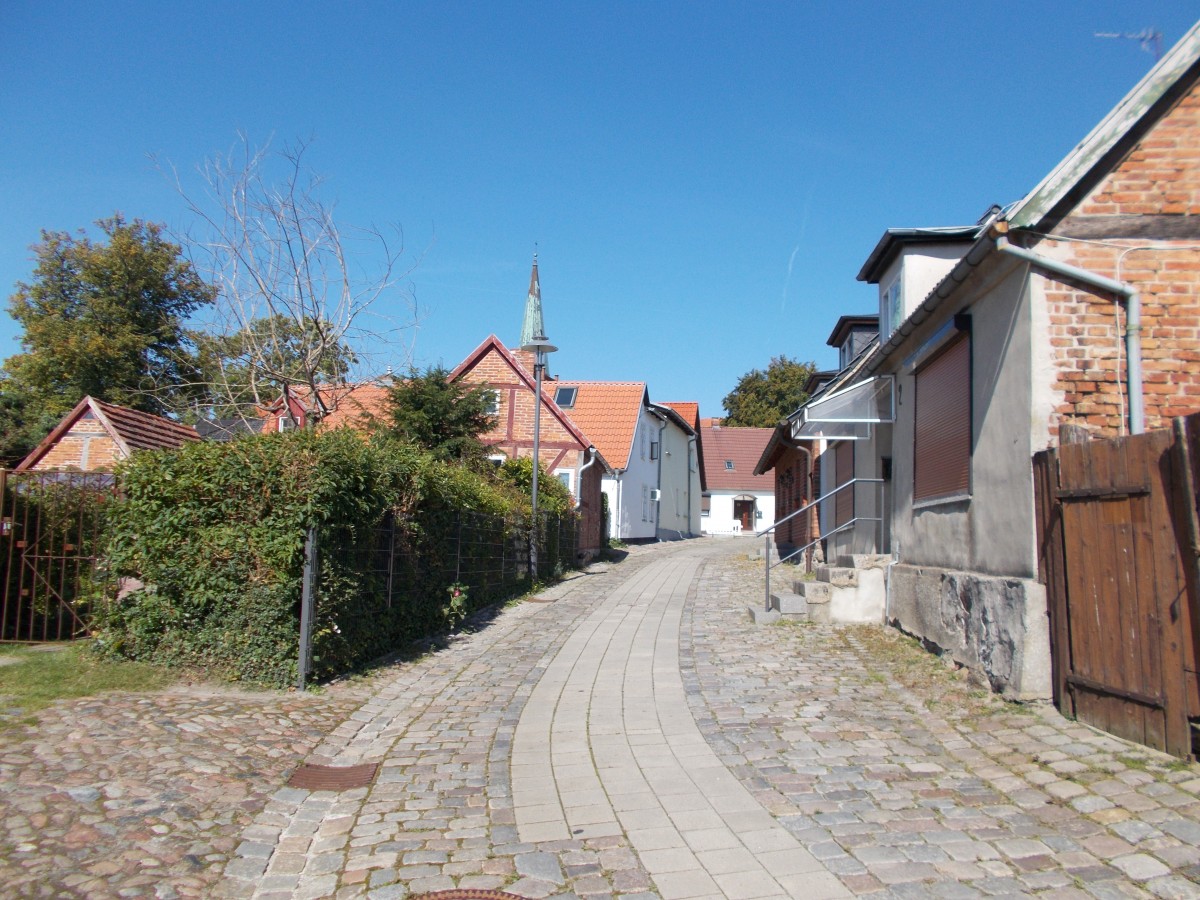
[3,537,1199,899]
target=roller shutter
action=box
[914,334,971,502]
[834,440,854,527]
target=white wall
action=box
[603,408,661,541]
[655,416,700,539]
[701,491,775,535]
[879,244,968,339]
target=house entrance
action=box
[733,496,756,532]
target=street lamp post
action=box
[521,333,557,580]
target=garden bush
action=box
[92,429,577,685]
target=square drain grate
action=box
[287,762,378,791]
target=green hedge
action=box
[92,429,577,686]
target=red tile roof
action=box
[17,396,199,471]
[552,381,648,471]
[701,424,775,491]
[660,402,699,430]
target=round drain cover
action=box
[412,892,525,900]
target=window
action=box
[833,440,854,528]
[701,493,711,517]
[650,441,660,461]
[483,390,500,416]
[883,278,903,336]
[724,460,734,471]
[913,333,971,503]
[554,386,577,408]
[641,484,648,521]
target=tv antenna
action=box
[1095,28,1164,61]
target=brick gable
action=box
[1045,78,1200,435]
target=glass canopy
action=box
[790,375,894,441]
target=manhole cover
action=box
[412,892,525,900]
[287,762,378,791]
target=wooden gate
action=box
[1033,417,1200,759]
[0,469,116,642]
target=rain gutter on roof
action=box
[863,223,1005,378]
[863,220,1146,435]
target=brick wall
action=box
[1046,80,1200,435]
[32,420,124,471]
[454,343,603,554]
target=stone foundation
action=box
[887,564,1052,700]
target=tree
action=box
[187,314,355,419]
[169,136,415,424]
[722,355,817,427]
[2,215,215,451]
[378,366,496,462]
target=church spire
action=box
[519,251,545,348]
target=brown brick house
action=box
[16,396,200,472]
[850,22,1200,699]
[449,334,611,558]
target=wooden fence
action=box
[1033,416,1200,759]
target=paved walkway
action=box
[3,537,1200,899]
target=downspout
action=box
[995,234,1144,434]
[577,445,598,550]
[653,412,668,540]
[687,434,698,537]
[577,444,598,498]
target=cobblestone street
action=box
[2,538,1198,899]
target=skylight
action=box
[554,386,578,408]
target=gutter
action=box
[994,235,1143,434]
[865,222,1145,435]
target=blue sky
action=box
[1,3,1196,419]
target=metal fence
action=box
[0,470,117,642]
[298,507,580,686]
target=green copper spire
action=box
[519,253,545,348]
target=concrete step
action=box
[792,580,831,603]
[769,592,808,616]
[746,605,780,625]
[835,553,892,570]
[815,565,858,587]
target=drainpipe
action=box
[577,445,598,501]
[687,434,698,537]
[653,412,668,540]
[995,235,1144,435]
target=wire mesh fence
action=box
[301,506,580,682]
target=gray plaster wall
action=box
[886,256,1038,578]
[887,563,1052,699]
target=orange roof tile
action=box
[552,381,647,471]
[660,401,699,430]
[701,424,775,491]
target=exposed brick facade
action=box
[454,341,604,557]
[1045,80,1200,435]
[30,419,123,472]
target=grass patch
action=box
[0,642,176,719]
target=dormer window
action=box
[883,278,903,337]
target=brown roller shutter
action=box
[914,334,971,502]
[834,440,854,527]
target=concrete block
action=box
[816,565,857,587]
[747,606,781,625]
[770,592,808,616]
[793,580,831,603]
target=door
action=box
[734,498,755,532]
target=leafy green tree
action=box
[4,215,215,434]
[378,366,496,462]
[722,355,817,427]
[188,314,355,419]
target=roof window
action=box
[725,460,734,471]
[554,386,578,408]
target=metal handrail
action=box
[753,477,885,613]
